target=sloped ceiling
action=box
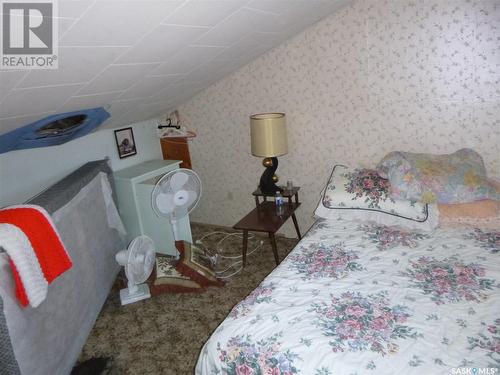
[0,0,350,134]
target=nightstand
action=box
[233,187,301,266]
[252,186,300,207]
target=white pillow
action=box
[314,165,438,231]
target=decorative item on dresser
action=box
[250,112,288,194]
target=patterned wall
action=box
[179,0,500,236]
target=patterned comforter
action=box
[196,220,500,375]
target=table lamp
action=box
[250,112,288,194]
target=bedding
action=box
[0,205,72,308]
[28,159,116,214]
[315,165,438,231]
[438,200,500,219]
[377,148,499,204]
[196,219,500,374]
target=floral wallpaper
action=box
[179,0,500,236]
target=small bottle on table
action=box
[275,191,284,216]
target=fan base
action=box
[119,283,151,305]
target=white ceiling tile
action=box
[0,113,54,135]
[57,91,124,113]
[107,98,144,118]
[1,84,83,118]
[117,24,209,64]
[78,63,160,95]
[58,0,95,19]
[245,0,298,14]
[183,62,230,83]
[0,0,350,129]
[153,46,226,75]
[212,32,275,61]
[118,75,184,100]
[106,104,161,127]
[153,80,203,101]
[136,99,172,114]
[246,4,322,34]
[247,0,345,19]
[0,71,28,101]
[194,8,262,46]
[17,46,126,88]
[316,0,351,15]
[58,17,78,36]
[60,1,183,46]
[162,0,247,27]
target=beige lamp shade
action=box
[250,113,288,157]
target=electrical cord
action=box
[192,231,264,279]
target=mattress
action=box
[196,219,500,374]
[28,159,115,214]
[0,160,125,375]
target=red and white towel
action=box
[0,205,72,308]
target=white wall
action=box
[179,0,500,236]
[0,119,162,207]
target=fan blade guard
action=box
[170,171,189,191]
[155,193,175,214]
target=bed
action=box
[0,159,126,375]
[196,159,500,374]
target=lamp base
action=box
[259,157,281,194]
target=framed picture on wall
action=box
[114,127,137,159]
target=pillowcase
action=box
[437,200,500,230]
[315,165,438,231]
[438,200,499,218]
[377,148,499,204]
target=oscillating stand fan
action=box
[115,235,155,305]
[151,168,202,257]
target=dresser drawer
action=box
[160,137,192,169]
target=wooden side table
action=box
[233,188,302,266]
[252,187,301,239]
[252,186,300,206]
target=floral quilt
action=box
[196,220,500,375]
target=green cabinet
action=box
[113,159,192,257]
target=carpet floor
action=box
[77,223,298,375]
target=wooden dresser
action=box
[160,137,192,169]
[113,160,193,256]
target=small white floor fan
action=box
[151,168,202,257]
[115,235,155,305]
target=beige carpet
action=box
[77,223,298,375]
